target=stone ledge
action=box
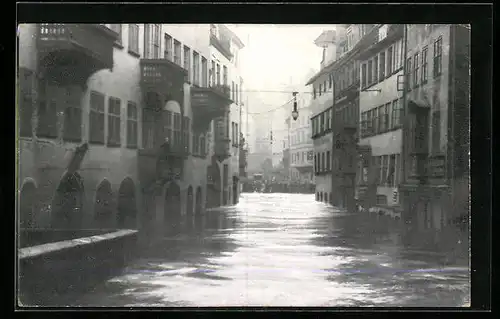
[19,229,138,259]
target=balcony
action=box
[191,84,233,133]
[210,34,233,61]
[140,59,187,106]
[137,141,186,192]
[37,24,118,86]
[214,137,231,162]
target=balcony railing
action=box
[140,59,187,88]
[37,24,118,73]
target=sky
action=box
[229,24,336,113]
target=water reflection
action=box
[67,193,469,307]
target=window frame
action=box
[126,101,138,149]
[421,46,429,84]
[128,24,139,55]
[89,90,105,144]
[107,96,122,147]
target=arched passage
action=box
[185,185,194,231]
[232,176,239,205]
[165,182,181,235]
[51,172,84,229]
[94,179,114,229]
[117,178,137,229]
[19,180,37,229]
[195,186,203,231]
[206,160,221,209]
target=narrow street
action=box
[68,193,469,307]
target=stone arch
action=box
[185,185,194,231]
[51,172,84,229]
[94,179,114,229]
[232,176,239,205]
[19,179,37,229]
[165,181,182,235]
[117,177,137,229]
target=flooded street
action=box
[71,193,469,307]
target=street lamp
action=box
[292,91,299,121]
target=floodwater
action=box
[70,193,470,307]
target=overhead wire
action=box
[245,97,296,115]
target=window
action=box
[325,109,330,130]
[182,116,190,153]
[366,110,373,135]
[174,40,182,65]
[211,61,216,86]
[89,91,105,144]
[193,51,200,86]
[329,74,333,88]
[236,84,239,104]
[222,66,228,88]
[144,24,160,59]
[183,46,191,81]
[384,103,390,131]
[313,87,317,99]
[413,52,420,88]
[108,97,121,147]
[201,57,208,87]
[421,46,429,84]
[322,152,326,172]
[378,105,385,133]
[128,24,139,54]
[361,63,367,88]
[142,108,155,149]
[216,64,221,85]
[387,46,393,75]
[372,107,379,134]
[164,34,173,60]
[319,84,322,96]
[380,155,388,185]
[432,110,441,154]
[393,40,401,71]
[323,81,327,93]
[127,102,138,148]
[367,60,373,85]
[373,55,379,84]
[326,151,331,171]
[192,134,199,155]
[406,58,412,91]
[63,85,82,142]
[109,24,122,45]
[231,122,235,145]
[163,110,172,144]
[173,113,181,151]
[392,99,402,128]
[320,113,325,132]
[235,123,239,146]
[379,51,386,79]
[361,112,367,137]
[231,81,235,100]
[200,134,206,156]
[433,36,443,77]
[388,154,396,187]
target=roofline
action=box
[220,24,245,49]
[305,24,382,86]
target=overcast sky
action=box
[230,24,336,112]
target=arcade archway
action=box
[94,180,114,229]
[195,186,203,231]
[232,176,239,205]
[51,172,84,229]
[165,182,181,235]
[117,178,137,229]
[19,180,36,229]
[186,185,194,231]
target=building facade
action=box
[356,24,405,216]
[289,97,314,184]
[399,24,470,247]
[307,25,376,208]
[17,23,244,247]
